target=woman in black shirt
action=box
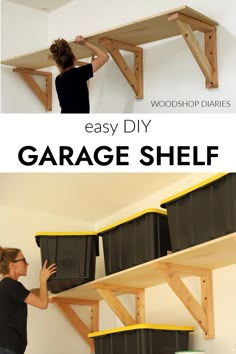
[0,246,56,354]
[50,35,109,113]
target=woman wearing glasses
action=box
[0,246,57,354]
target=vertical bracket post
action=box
[168,13,218,88]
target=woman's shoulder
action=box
[57,67,77,79]
[1,277,18,284]
[0,277,23,288]
[0,277,15,291]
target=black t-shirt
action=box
[0,278,30,353]
[55,63,93,113]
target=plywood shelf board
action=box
[50,232,236,302]
[1,6,218,70]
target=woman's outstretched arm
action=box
[75,35,109,73]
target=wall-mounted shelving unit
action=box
[1,6,218,111]
[49,232,236,352]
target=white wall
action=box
[0,0,235,351]
[0,0,49,113]
[1,0,236,113]
[1,173,235,354]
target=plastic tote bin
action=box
[98,208,171,275]
[89,324,194,354]
[35,232,99,293]
[160,173,236,251]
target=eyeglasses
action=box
[13,257,27,264]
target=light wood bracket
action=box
[13,68,52,111]
[90,282,145,325]
[136,291,145,323]
[51,297,99,352]
[150,261,214,338]
[99,37,143,98]
[168,13,218,88]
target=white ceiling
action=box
[4,0,73,12]
[0,173,190,223]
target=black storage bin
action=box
[98,209,171,275]
[88,324,194,354]
[160,173,236,251]
[35,232,99,293]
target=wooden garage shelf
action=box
[1,6,218,109]
[50,232,236,350]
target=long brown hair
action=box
[0,246,20,275]
[50,38,75,70]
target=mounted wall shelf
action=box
[1,6,218,110]
[49,232,236,351]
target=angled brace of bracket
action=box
[90,282,145,325]
[168,13,218,88]
[50,297,99,352]
[13,67,52,111]
[150,262,214,339]
[99,37,143,98]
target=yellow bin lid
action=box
[35,231,98,247]
[160,173,228,208]
[88,324,194,338]
[98,208,167,234]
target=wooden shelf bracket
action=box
[50,297,99,352]
[168,12,218,88]
[99,38,143,98]
[90,282,145,325]
[150,262,215,338]
[13,68,52,111]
